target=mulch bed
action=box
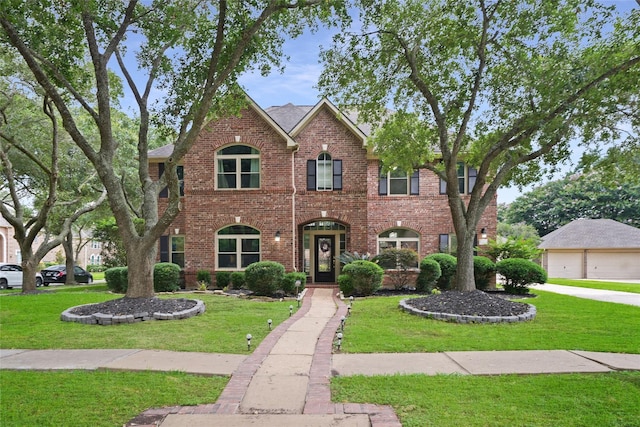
[404,290,531,317]
[69,297,196,316]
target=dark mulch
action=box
[405,290,531,317]
[69,297,196,316]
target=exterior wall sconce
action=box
[321,211,327,218]
[275,231,281,242]
[481,228,487,239]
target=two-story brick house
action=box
[149,95,497,287]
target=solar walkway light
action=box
[246,333,252,351]
[267,319,272,330]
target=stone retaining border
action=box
[398,299,536,323]
[60,299,206,325]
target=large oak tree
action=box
[1,1,346,298]
[319,0,639,291]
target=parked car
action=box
[0,263,43,289]
[40,265,94,284]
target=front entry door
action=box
[314,235,335,282]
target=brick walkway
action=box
[127,287,401,426]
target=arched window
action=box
[307,153,342,191]
[216,225,260,270]
[216,145,260,189]
[378,228,420,267]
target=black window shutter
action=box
[159,163,168,198]
[333,159,342,190]
[307,160,316,191]
[160,236,169,262]
[378,166,387,195]
[410,169,419,195]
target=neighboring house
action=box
[149,96,497,287]
[539,218,640,280]
[0,216,20,264]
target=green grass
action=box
[92,271,105,281]
[547,278,640,294]
[0,370,227,427]
[0,289,298,353]
[332,371,640,427]
[342,291,640,353]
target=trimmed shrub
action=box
[425,253,457,290]
[154,263,181,292]
[105,266,128,293]
[340,260,384,296]
[373,248,419,290]
[473,256,496,290]
[216,271,231,289]
[244,261,285,296]
[197,270,212,285]
[230,271,245,289]
[87,264,106,273]
[281,272,307,295]
[496,258,547,294]
[416,257,442,293]
[337,273,354,297]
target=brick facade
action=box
[150,98,497,288]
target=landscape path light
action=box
[267,319,272,330]
[350,295,354,305]
[336,332,343,351]
[347,304,351,316]
[340,315,346,331]
[289,305,293,317]
[246,333,252,351]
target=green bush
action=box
[482,237,542,261]
[281,272,307,295]
[197,270,212,285]
[416,257,442,293]
[104,267,128,293]
[425,253,457,290]
[215,271,231,288]
[154,263,181,292]
[230,271,245,289]
[337,273,354,297]
[244,261,285,296]
[496,258,547,294]
[473,256,496,290]
[86,264,106,273]
[340,260,384,296]
[373,248,419,290]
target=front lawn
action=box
[342,291,640,353]
[0,370,226,427]
[547,278,640,294]
[0,289,297,353]
[332,371,640,427]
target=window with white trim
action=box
[378,229,420,268]
[307,154,342,191]
[216,225,260,270]
[440,162,477,194]
[216,145,260,189]
[379,167,419,195]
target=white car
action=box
[0,263,44,289]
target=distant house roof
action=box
[539,219,640,250]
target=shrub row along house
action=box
[149,95,497,288]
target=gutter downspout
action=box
[291,147,299,272]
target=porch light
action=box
[246,333,252,351]
[275,231,281,242]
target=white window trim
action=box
[215,146,261,190]
[215,232,261,271]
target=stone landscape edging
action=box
[398,298,536,323]
[60,299,206,325]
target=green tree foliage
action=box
[497,222,541,243]
[481,237,542,262]
[319,0,639,291]
[504,173,640,236]
[0,1,348,298]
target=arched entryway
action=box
[300,221,347,283]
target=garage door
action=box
[587,252,640,280]
[546,251,583,279]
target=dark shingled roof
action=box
[539,219,640,249]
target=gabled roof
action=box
[539,219,640,250]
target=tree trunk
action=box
[64,231,75,285]
[455,231,477,292]
[21,249,38,292]
[124,240,157,298]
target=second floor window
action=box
[159,164,184,198]
[379,167,419,195]
[307,153,342,191]
[440,162,477,195]
[217,145,260,189]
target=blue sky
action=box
[236,0,637,204]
